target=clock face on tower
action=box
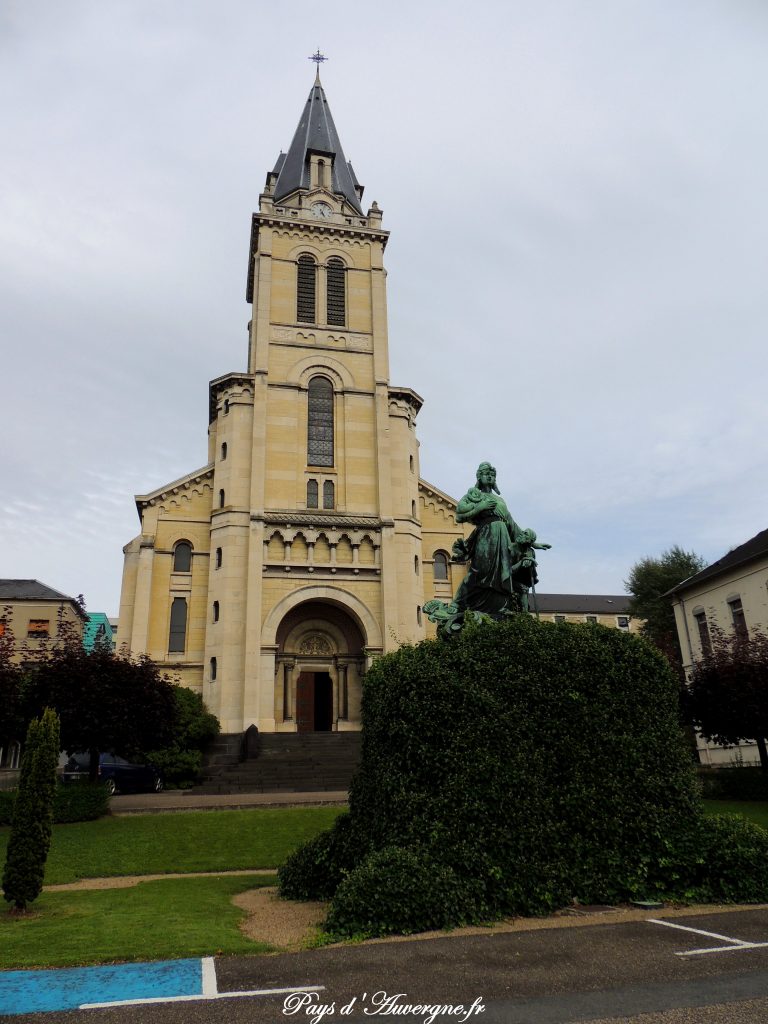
[310,202,332,219]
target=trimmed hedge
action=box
[0,783,110,826]
[698,767,768,802]
[279,617,768,937]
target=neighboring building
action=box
[83,612,115,652]
[0,579,86,782]
[670,526,768,766]
[529,593,639,633]
[109,617,119,651]
[0,579,86,663]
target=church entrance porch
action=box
[274,599,366,732]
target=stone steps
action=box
[195,732,361,795]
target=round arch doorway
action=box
[275,600,366,732]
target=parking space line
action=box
[647,917,768,957]
[80,984,325,1009]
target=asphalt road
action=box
[9,908,768,1024]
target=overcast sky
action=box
[2,0,768,615]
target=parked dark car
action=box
[61,753,163,795]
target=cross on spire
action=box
[309,49,328,70]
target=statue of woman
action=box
[453,462,551,616]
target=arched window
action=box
[168,598,187,653]
[297,255,317,323]
[416,606,422,626]
[433,551,449,581]
[307,376,334,466]
[221,442,227,460]
[215,547,222,568]
[323,480,335,509]
[317,159,326,187]
[219,489,225,508]
[212,601,220,623]
[326,258,346,326]
[173,541,192,572]
[210,657,217,681]
[307,479,319,508]
[414,555,419,574]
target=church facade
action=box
[117,74,468,734]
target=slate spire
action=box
[273,75,363,214]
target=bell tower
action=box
[201,70,425,731]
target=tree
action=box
[23,642,177,780]
[625,545,706,669]
[141,686,220,788]
[686,627,768,770]
[2,708,60,912]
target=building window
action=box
[219,489,225,508]
[221,442,227,460]
[27,619,50,638]
[224,399,230,414]
[554,615,566,624]
[215,547,222,569]
[326,258,346,326]
[414,555,419,574]
[307,375,334,467]
[307,479,319,508]
[410,455,414,472]
[0,619,5,638]
[411,500,416,517]
[210,657,217,681]
[213,601,220,623]
[168,598,187,653]
[729,597,747,639]
[617,616,630,630]
[694,611,711,655]
[297,255,317,323]
[433,551,449,582]
[173,541,192,572]
[323,480,335,509]
[585,615,597,624]
[416,606,422,626]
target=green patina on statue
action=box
[425,461,551,637]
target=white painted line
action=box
[676,941,768,957]
[201,956,218,996]
[646,918,750,946]
[80,984,324,1009]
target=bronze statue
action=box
[425,462,551,636]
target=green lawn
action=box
[0,875,276,969]
[0,806,342,885]
[703,800,768,830]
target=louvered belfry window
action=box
[307,376,334,467]
[297,255,316,323]
[326,258,346,326]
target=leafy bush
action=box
[326,846,481,938]
[689,813,768,902]
[142,687,219,788]
[698,767,768,801]
[279,812,366,901]
[281,617,739,936]
[0,782,111,826]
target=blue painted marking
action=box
[0,958,202,1015]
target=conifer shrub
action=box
[279,617,765,937]
[2,708,60,912]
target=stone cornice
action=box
[135,465,214,513]
[419,478,459,510]
[209,372,256,422]
[253,511,384,530]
